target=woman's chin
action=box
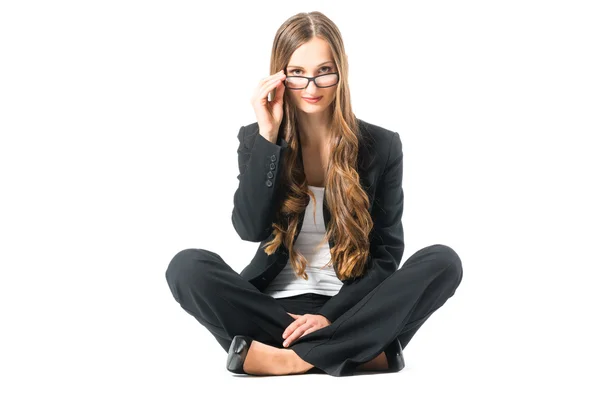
[297,102,330,114]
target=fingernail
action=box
[283,341,288,347]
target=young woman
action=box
[166,11,463,377]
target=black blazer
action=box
[231,118,405,324]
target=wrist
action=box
[259,130,277,144]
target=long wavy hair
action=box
[261,11,373,282]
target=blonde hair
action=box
[262,11,373,281]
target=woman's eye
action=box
[289,66,333,75]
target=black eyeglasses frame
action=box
[282,72,340,90]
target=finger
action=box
[283,318,302,339]
[260,73,285,92]
[257,77,285,103]
[300,326,319,338]
[258,70,285,84]
[273,78,286,103]
[283,314,305,338]
[283,323,310,347]
[253,78,282,106]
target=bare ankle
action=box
[243,342,302,376]
[357,351,389,371]
[287,349,314,374]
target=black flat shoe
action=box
[384,337,405,372]
[226,335,254,374]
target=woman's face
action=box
[284,37,338,114]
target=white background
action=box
[1,1,599,399]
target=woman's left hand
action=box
[282,313,331,347]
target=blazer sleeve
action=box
[316,131,405,323]
[231,124,289,242]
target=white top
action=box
[264,185,343,298]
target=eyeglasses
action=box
[283,72,340,90]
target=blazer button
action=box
[270,155,276,162]
[265,179,273,187]
[267,171,274,179]
[269,163,276,170]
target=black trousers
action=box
[165,243,463,377]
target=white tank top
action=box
[264,185,343,298]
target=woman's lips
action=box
[302,96,322,103]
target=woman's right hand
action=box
[251,69,287,143]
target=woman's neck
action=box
[297,111,333,149]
